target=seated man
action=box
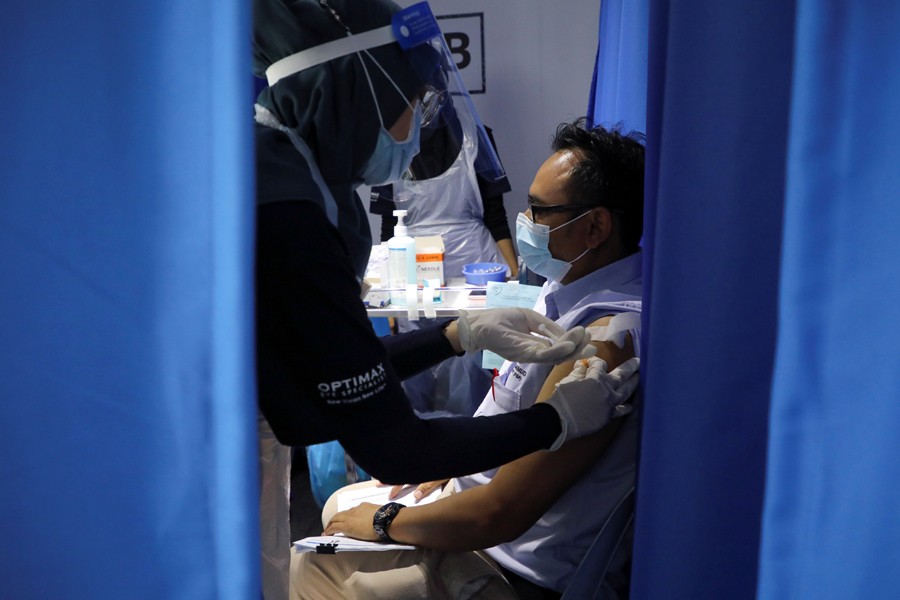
[292,119,646,600]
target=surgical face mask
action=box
[358,50,424,186]
[516,210,592,282]
[361,102,422,186]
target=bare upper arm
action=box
[535,314,636,404]
[481,314,638,540]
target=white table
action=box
[364,278,489,318]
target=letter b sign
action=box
[444,32,471,70]
[436,13,484,94]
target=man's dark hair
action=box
[551,118,645,252]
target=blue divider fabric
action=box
[587,2,900,598]
[632,1,795,598]
[757,3,900,598]
[0,2,257,598]
[587,0,649,135]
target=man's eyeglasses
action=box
[527,200,598,221]
[419,85,448,128]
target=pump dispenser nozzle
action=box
[392,209,409,237]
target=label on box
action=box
[415,236,445,286]
[417,262,444,285]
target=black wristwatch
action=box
[372,502,404,542]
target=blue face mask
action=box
[361,103,422,186]
[515,211,592,282]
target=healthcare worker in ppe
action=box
[252,5,640,597]
[370,98,515,416]
[251,0,640,485]
[371,103,515,280]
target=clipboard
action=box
[293,534,416,554]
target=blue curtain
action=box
[0,2,257,599]
[586,0,648,134]
[597,0,900,598]
[630,0,796,598]
[757,3,900,597]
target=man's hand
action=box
[323,503,381,541]
[455,308,596,364]
[544,356,640,450]
[388,479,448,503]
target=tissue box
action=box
[365,243,391,285]
[363,288,390,308]
[415,235,445,286]
[362,244,391,307]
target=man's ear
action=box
[586,207,613,248]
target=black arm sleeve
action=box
[255,201,561,481]
[477,126,513,242]
[381,321,460,380]
[341,404,561,484]
[481,191,512,242]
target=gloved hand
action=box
[456,308,596,364]
[544,356,640,450]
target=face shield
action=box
[264,1,505,185]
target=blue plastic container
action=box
[462,262,508,285]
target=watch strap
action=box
[372,502,404,542]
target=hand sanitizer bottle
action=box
[387,210,417,306]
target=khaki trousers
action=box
[259,415,291,600]
[290,481,518,600]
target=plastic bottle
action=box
[387,209,417,306]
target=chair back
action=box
[560,486,636,599]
